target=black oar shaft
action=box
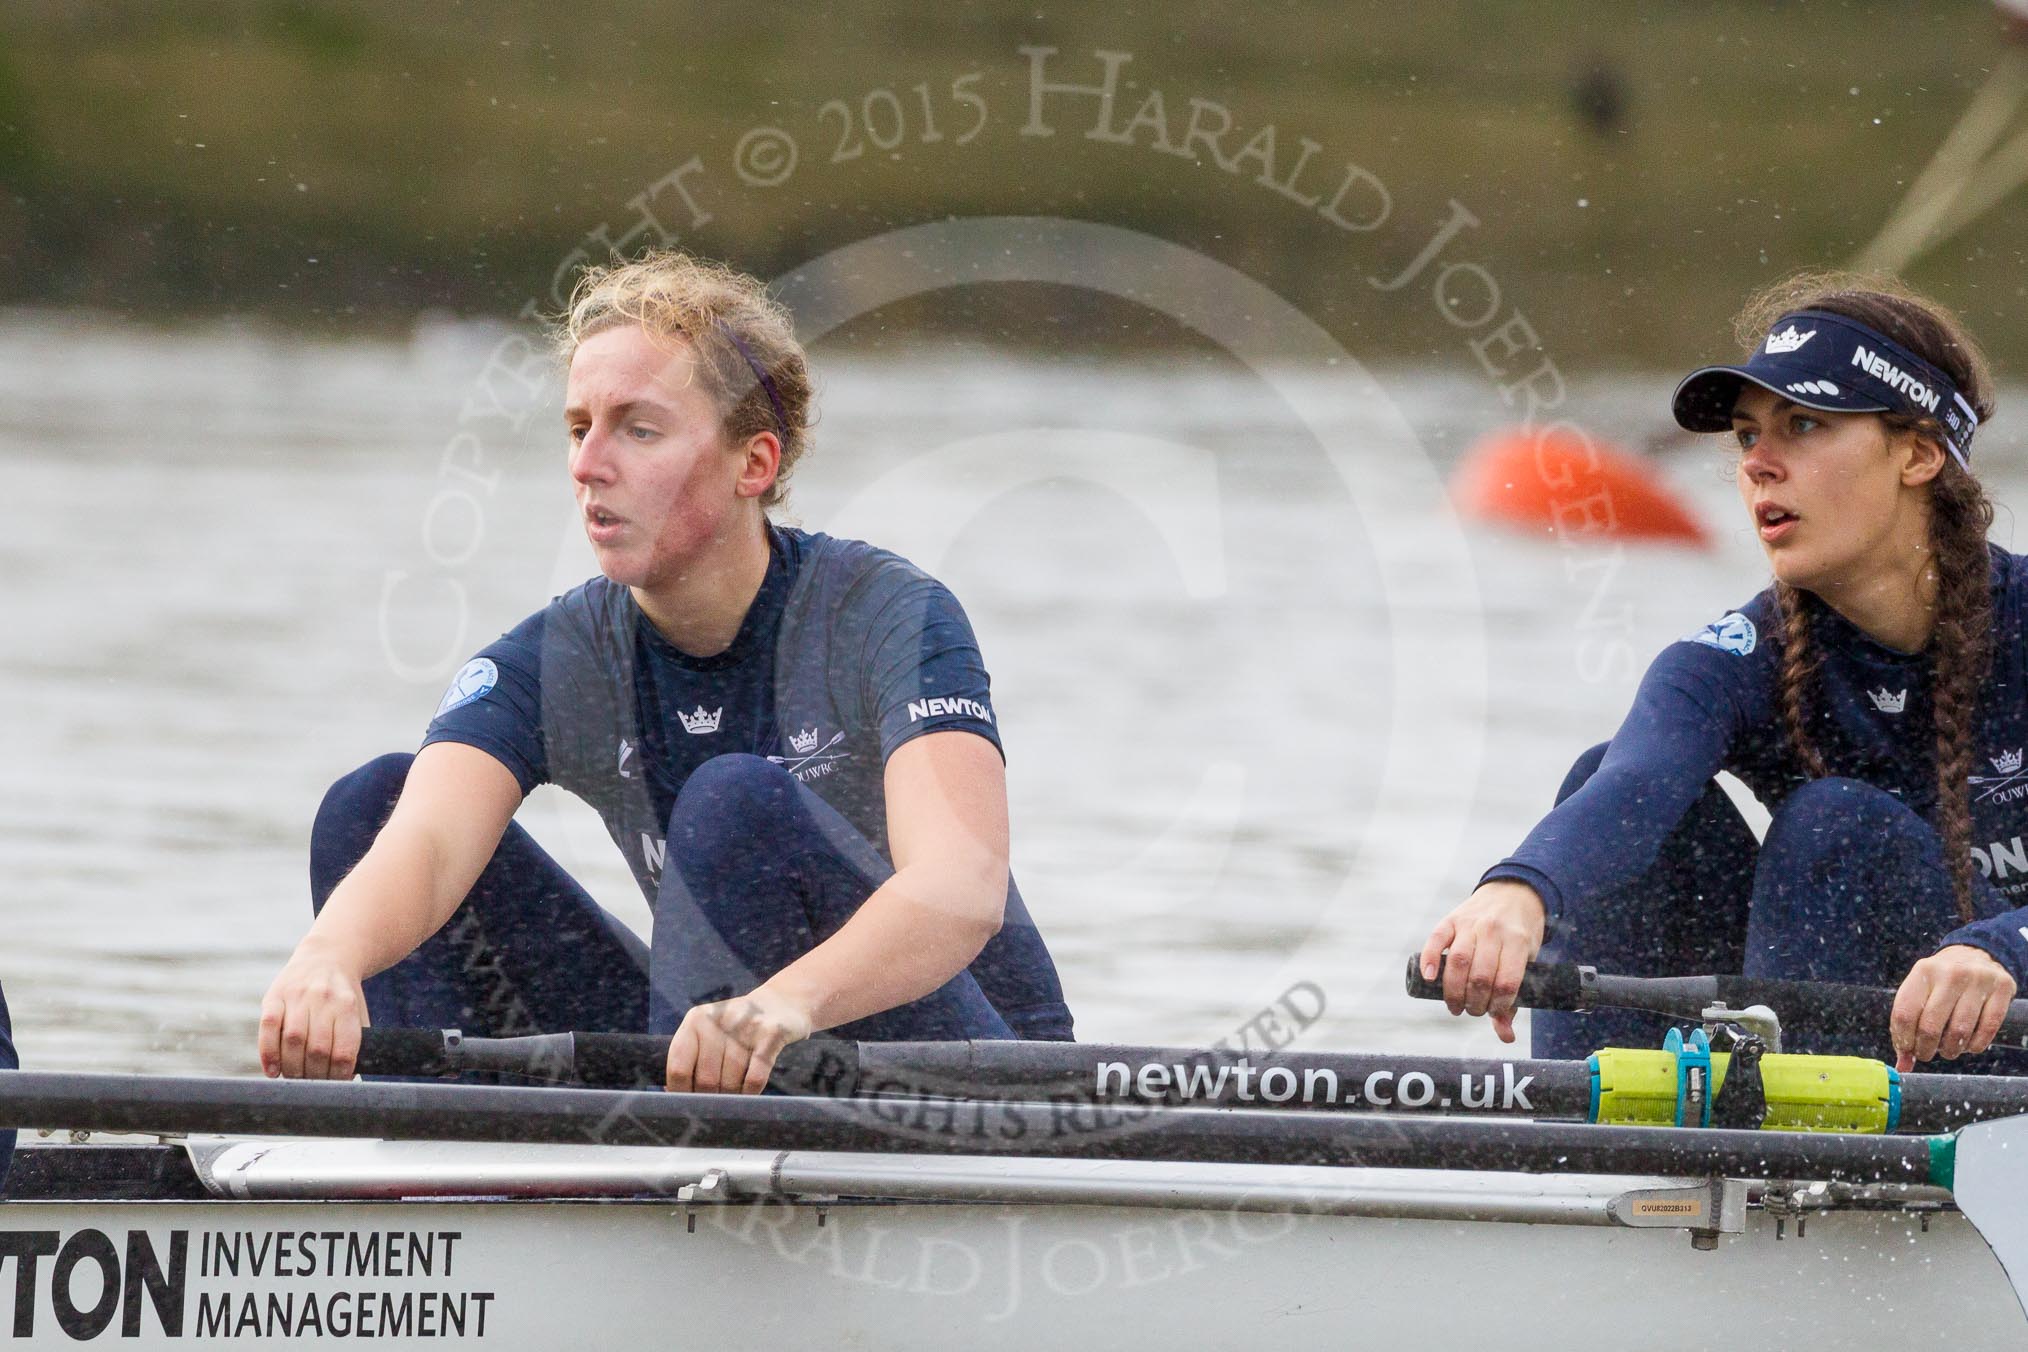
[0,1071,1943,1184]
[352,1031,2028,1133]
[356,1030,1597,1114]
[1905,1076,2028,1131]
[357,1028,671,1086]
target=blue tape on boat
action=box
[1666,1028,1713,1128]
[1587,1053,1601,1124]
[1664,1028,1684,1125]
[1887,1067,1902,1135]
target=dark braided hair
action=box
[1737,273,1998,922]
[1772,584,1829,781]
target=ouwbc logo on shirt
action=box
[1686,612,1756,657]
[767,725,849,782]
[436,658,499,715]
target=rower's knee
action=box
[666,754,798,867]
[319,753,414,823]
[673,753,795,819]
[310,753,414,914]
[1555,742,1611,804]
[1764,776,1923,868]
[1756,776,1942,925]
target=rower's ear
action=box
[1897,425,1947,489]
[733,430,782,500]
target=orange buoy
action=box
[1450,424,1712,547]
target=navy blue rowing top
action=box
[1486,544,2028,982]
[421,525,1003,900]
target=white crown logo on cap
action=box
[1764,324,1816,355]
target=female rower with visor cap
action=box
[260,250,1073,1093]
[1420,272,2025,1072]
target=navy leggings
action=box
[310,752,1073,1044]
[0,986,15,1187]
[1535,743,2028,1071]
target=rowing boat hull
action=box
[0,1146,2017,1348]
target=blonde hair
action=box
[557,250,812,508]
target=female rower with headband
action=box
[260,250,1073,1091]
[1421,273,2025,1071]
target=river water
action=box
[4,311,2023,1074]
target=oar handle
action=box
[1702,974,2028,1052]
[1406,956,2028,1052]
[1402,955,1590,1010]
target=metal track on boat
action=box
[144,1138,1945,1245]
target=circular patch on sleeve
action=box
[1686,612,1757,657]
[436,657,500,715]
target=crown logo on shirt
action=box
[678,705,723,735]
[1764,324,1816,355]
[1865,687,1906,714]
[1994,748,2025,776]
[788,726,820,755]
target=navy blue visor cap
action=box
[1672,309,1978,467]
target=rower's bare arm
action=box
[260,742,522,1080]
[775,729,1008,1024]
[666,731,1008,1094]
[1419,880,1548,1044]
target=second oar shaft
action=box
[353,1032,2028,1133]
[0,1071,1947,1183]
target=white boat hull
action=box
[0,1141,2018,1348]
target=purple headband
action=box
[714,319,789,442]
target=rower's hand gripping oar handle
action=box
[355,1028,842,1089]
[1402,955,1589,1010]
[1405,955,2028,1051]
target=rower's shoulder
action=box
[782,527,952,602]
[1984,546,2028,670]
[514,576,632,651]
[1989,542,2028,597]
[1669,589,1780,663]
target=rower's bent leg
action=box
[1747,776,2028,1070]
[971,882,1074,1041]
[311,753,648,1036]
[1533,742,1757,1059]
[648,753,1032,1041]
[0,981,15,1186]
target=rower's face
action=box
[564,324,766,588]
[1732,385,1935,594]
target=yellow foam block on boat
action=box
[1738,1054,1895,1134]
[1590,1049,1894,1133]
[1589,1048,1684,1127]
